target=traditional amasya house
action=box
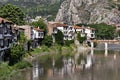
[32,27,44,47]
[14,25,44,48]
[53,23,75,40]
[74,26,95,40]
[0,17,14,61]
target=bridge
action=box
[87,40,120,56]
[89,40,120,49]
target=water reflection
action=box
[12,49,120,80]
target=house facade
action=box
[74,26,95,40]
[0,17,13,61]
[33,28,44,39]
[52,23,75,40]
[85,27,95,40]
[115,24,120,31]
[32,27,44,47]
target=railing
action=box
[90,40,120,44]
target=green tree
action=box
[54,30,64,45]
[9,45,25,65]
[43,35,53,47]
[18,32,27,45]
[64,40,74,46]
[0,4,25,25]
[9,32,27,65]
[77,33,86,44]
[30,19,47,34]
[89,23,116,39]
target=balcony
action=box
[4,34,12,37]
[0,46,10,51]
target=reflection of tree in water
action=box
[77,54,86,65]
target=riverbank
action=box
[24,44,77,61]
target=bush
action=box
[54,30,64,45]
[64,40,74,46]
[14,60,32,69]
[77,33,86,44]
[0,62,12,79]
[43,35,53,47]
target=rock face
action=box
[55,0,120,24]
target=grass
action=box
[0,60,33,80]
[13,60,32,69]
[30,45,49,54]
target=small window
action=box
[0,40,4,47]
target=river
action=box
[10,48,120,80]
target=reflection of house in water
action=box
[33,63,39,80]
[85,54,93,69]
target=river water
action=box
[11,49,120,80]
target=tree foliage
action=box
[64,40,74,46]
[54,30,64,45]
[43,35,53,47]
[76,23,116,39]
[9,32,27,65]
[18,32,27,45]
[30,19,47,34]
[77,33,86,44]
[89,23,116,39]
[0,4,25,25]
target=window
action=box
[0,40,4,47]
[0,24,2,27]
[4,26,7,34]
[4,39,9,47]
[91,34,94,37]
[38,32,41,36]
[0,27,3,34]
[6,24,10,29]
[70,27,72,30]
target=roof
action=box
[0,17,12,23]
[74,26,83,29]
[34,28,44,32]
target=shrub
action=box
[64,40,74,46]
[14,60,32,69]
[77,33,86,44]
[54,30,64,45]
[43,35,53,47]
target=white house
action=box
[33,28,44,39]
[53,23,75,40]
[85,27,95,40]
[74,26,95,40]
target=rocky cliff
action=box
[55,0,120,24]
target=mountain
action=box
[55,0,120,25]
[0,0,63,20]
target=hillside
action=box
[0,0,63,20]
[55,0,120,24]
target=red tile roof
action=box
[74,26,82,29]
[34,28,44,32]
